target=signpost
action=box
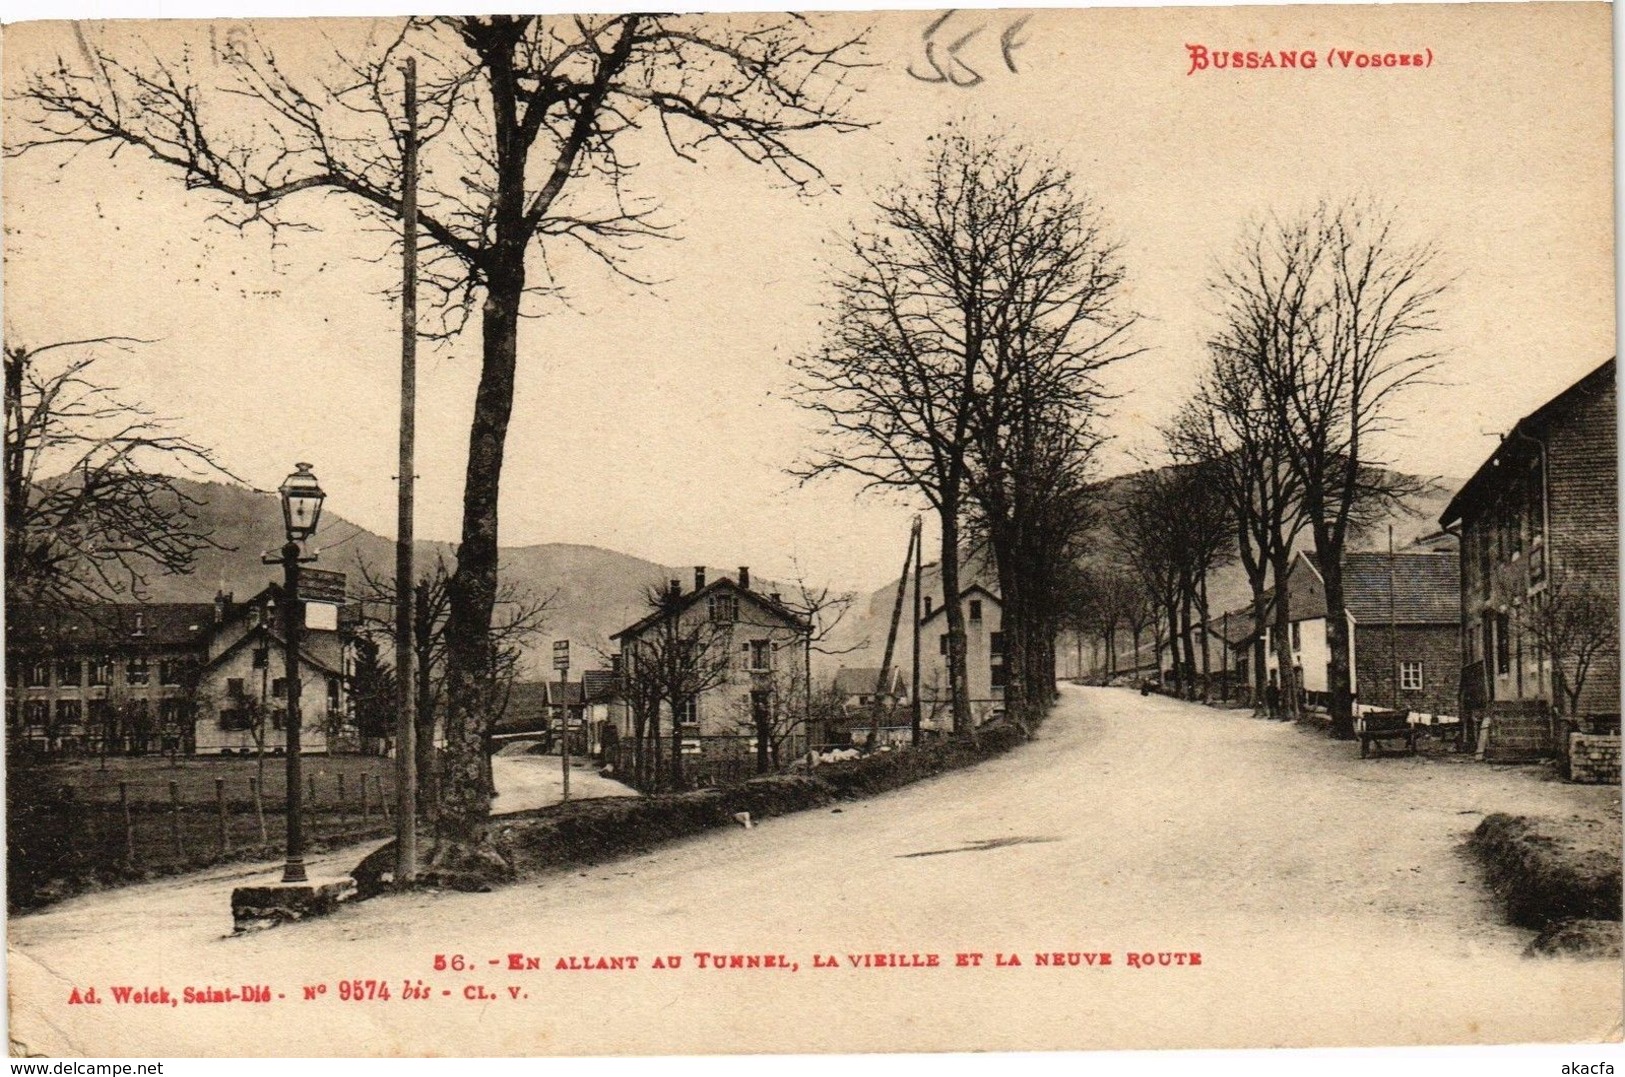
[300,568,348,605]
[554,640,571,802]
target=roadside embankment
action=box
[1469,812,1623,957]
[354,723,1029,896]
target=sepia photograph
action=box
[2,0,1619,1066]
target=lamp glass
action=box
[278,462,326,541]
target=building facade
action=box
[1440,357,1619,744]
[918,585,1005,729]
[1262,548,1461,722]
[8,586,353,758]
[612,567,811,757]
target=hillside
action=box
[50,472,1460,682]
[126,480,683,678]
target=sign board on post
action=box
[554,639,572,802]
[300,568,348,605]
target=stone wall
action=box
[1569,732,1622,784]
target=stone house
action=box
[1439,357,1619,770]
[917,584,1005,729]
[612,567,811,757]
[7,600,217,756]
[1261,548,1462,723]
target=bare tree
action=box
[12,14,867,878]
[1210,200,1447,736]
[796,131,1133,734]
[4,337,232,609]
[353,552,551,817]
[1113,462,1232,699]
[1518,563,1619,725]
[1167,349,1308,713]
[618,582,735,790]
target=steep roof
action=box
[833,667,905,696]
[1441,357,1616,527]
[583,669,621,702]
[919,584,1001,627]
[611,577,810,642]
[1342,551,1459,625]
[8,603,219,651]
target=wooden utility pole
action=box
[394,57,419,885]
[1389,524,1399,713]
[910,516,923,746]
[875,521,917,748]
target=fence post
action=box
[216,777,230,854]
[337,773,348,829]
[307,774,318,839]
[169,779,184,861]
[251,776,268,844]
[377,774,390,823]
[119,781,135,868]
[360,772,371,819]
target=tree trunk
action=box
[1321,552,1356,739]
[938,506,973,735]
[431,249,524,883]
[1269,549,1300,720]
[1249,578,1268,706]
[669,704,686,789]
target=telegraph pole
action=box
[910,516,923,747]
[394,57,419,885]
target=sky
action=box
[2,2,1615,593]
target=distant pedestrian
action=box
[1265,682,1280,719]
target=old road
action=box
[10,685,1620,1056]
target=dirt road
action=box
[10,686,1620,1056]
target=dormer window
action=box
[969,599,983,622]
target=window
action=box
[969,599,982,622]
[126,658,149,686]
[748,639,772,671]
[158,659,185,686]
[24,660,50,688]
[56,657,82,687]
[219,708,254,732]
[54,699,83,731]
[991,659,1008,688]
[678,698,698,729]
[88,656,112,686]
[252,647,268,670]
[23,699,50,734]
[1495,612,1512,676]
[989,632,1005,657]
[1290,622,1302,651]
[327,676,341,712]
[939,634,949,656]
[708,594,738,623]
[1399,661,1423,692]
[226,677,245,700]
[272,677,288,699]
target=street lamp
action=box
[270,462,324,884]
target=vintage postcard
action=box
[2,0,1619,1064]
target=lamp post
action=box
[269,462,325,884]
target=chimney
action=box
[669,579,682,600]
[611,653,624,675]
[694,566,707,591]
[769,592,782,605]
[214,589,230,624]
[924,595,933,616]
[738,566,750,591]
